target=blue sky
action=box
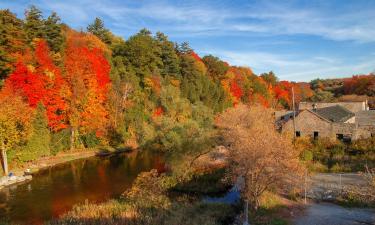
[1,0,375,81]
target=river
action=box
[0,150,164,225]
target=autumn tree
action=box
[202,55,229,80]
[0,94,32,175]
[63,33,111,149]
[216,104,303,210]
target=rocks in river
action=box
[0,175,32,189]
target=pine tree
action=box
[24,103,51,161]
[0,47,11,85]
[156,32,180,78]
[178,42,192,54]
[87,17,111,45]
[44,12,63,52]
[24,5,45,44]
[0,9,26,52]
[0,9,26,81]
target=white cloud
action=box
[201,49,374,81]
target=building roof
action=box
[356,110,375,126]
[313,105,355,123]
[299,101,366,113]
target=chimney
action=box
[312,103,317,111]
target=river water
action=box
[0,150,164,225]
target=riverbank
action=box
[1,148,132,190]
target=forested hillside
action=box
[0,6,374,164]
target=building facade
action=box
[281,101,374,141]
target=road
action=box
[294,202,375,225]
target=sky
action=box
[1,0,375,81]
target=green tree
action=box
[44,12,63,52]
[87,17,112,45]
[156,32,180,78]
[23,103,51,161]
[24,5,45,44]
[260,71,278,86]
[178,42,192,54]
[0,9,26,81]
[202,55,229,80]
[0,47,11,85]
[119,29,163,84]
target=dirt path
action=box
[293,202,375,225]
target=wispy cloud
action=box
[1,0,374,80]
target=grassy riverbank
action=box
[48,168,239,225]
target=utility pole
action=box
[292,87,296,140]
[304,170,307,204]
[243,200,249,225]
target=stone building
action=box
[281,101,374,141]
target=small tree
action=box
[0,94,32,175]
[216,104,303,210]
[23,103,51,161]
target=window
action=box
[296,131,301,137]
[314,131,319,139]
[280,116,284,120]
[336,134,344,140]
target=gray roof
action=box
[356,110,375,126]
[314,105,355,123]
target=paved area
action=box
[294,202,375,225]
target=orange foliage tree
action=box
[63,33,111,148]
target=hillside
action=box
[0,6,374,164]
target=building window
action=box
[314,131,319,139]
[296,131,301,137]
[281,116,284,120]
[336,134,344,140]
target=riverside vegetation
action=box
[0,5,375,225]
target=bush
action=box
[80,132,100,148]
[50,129,71,155]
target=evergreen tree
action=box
[178,42,192,54]
[44,12,63,52]
[23,103,51,161]
[0,47,11,85]
[24,5,45,44]
[121,29,163,84]
[87,17,112,45]
[0,9,26,52]
[0,9,26,81]
[156,32,180,78]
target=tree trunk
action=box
[70,127,75,150]
[1,146,8,176]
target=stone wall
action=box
[282,110,373,140]
[282,110,333,138]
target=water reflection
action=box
[0,150,163,225]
